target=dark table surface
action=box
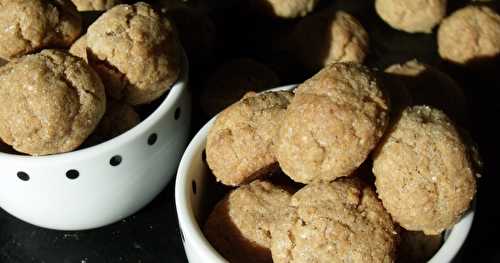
[2,0,500,262]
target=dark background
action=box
[1,0,500,262]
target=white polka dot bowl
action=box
[0,55,191,231]
[175,85,475,263]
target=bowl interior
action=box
[176,85,475,263]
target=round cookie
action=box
[206,91,293,186]
[385,59,467,124]
[253,0,319,18]
[290,9,369,71]
[69,34,88,61]
[200,58,280,117]
[86,2,182,105]
[398,230,443,263]
[373,106,477,235]
[71,0,122,11]
[86,100,140,145]
[0,0,82,60]
[276,63,390,184]
[270,178,398,263]
[204,180,292,263]
[438,6,500,65]
[0,50,106,156]
[375,0,447,33]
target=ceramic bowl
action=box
[0,55,191,231]
[175,85,475,263]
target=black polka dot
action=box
[174,107,181,120]
[110,155,122,166]
[192,180,197,195]
[180,228,185,243]
[66,170,79,180]
[17,172,29,181]
[148,133,158,145]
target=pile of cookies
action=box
[0,0,182,156]
[203,62,479,262]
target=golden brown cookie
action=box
[69,34,88,61]
[86,100,140,145]
[86,2,182,105]
[0,50,106,156]
[253,0,319,18]
[204,180,292,263]
[200,58,280,117]
[0,0,82,60]
[375,0,447,33]
[385,59,468,124]
[398,230,443,263]
[206,91,294,186]
[373,106,477,235]
[276,63,390,184]
[270,178,398,263]
[71,0,122,11]
[438,6,500,65]
[290,9,369,71]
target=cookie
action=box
[385,59,467,124]
[373,106,477,234]
[398,230,443,263]
[438,6,500,65]
[375,0,446,33]
[200,58,280,117]
[71,0,122,11]
[290,9,369,71]
[0,50,106,156]
[270,178,398,263]
[204,180,292,263]
[86,2,182,105]
[276,63,390,184]
[86,100,140,145]
[206,91,293,186]
[0,0,82,60]
[69,34,88,61]
[253,0,319,18]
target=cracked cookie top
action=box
[270,178,398,263]
[0,0,82,60]
[0,50,106,156]
[71,0,122,11]
[438,6,500,65]
[290,9,369,71]
[204,180,292,263]
[373,106,476,234]
[276,63,390,183]
[86,2,182,105]
[206,91,294,186]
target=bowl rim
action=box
[175,84,476,263]
[0,51,189,163]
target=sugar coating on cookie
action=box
[375,0,446,33]
[86,100,140,145]
[204,180,292,263]
[291,9,369,71]
[373,106,476,235]
[206,91,294,186]
[71,0,122,11]
[276,63,390,184]
[87,2,182,105]
[385,59,467,124]
[438,6,500,65]
[69,34,88,61]
[398,230,443,263]
[254,0,319,18]
[270,178,398,263]
[0,0,82,60]
[200,58,280,117]
[0,50,106,156]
